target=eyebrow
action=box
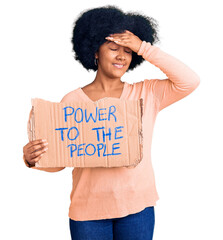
[106,41,119,48]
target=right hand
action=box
[23,139,48,167]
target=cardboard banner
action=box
[28,97,143,168]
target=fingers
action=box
[125,30,132,34]
[28,139,47,149]
[105,31,132,47]
[26,145,48,165]
[27,141,48,154]
[29,146,48,158]
[105,30,140,53]
[106,35,130,41]
[28,152,46,165]
[109,30,132,37]
[23,139,48,165]
[105,36,129,46]
[23,139,46,151]
[110,32,131,39]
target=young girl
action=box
[23,5,200,240]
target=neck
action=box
[91,70,123,92]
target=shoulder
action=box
[60,88,81,103]
[130,79,158,90]
[143,78,161,91]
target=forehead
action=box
[106,41,119,47]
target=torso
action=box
[81,82,125,102]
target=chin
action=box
[110,72,126,79]
[110,68,127,77]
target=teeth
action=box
[113,64,124,68]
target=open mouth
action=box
[113,63,124,69]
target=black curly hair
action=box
[71,5,160,72]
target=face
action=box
[95,41,132,79]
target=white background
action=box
[1,0,222,239]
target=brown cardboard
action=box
[28,97,143,168]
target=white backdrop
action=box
[1,0,222,239]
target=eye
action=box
[110,48,132,54]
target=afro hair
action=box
[71,5,160,72]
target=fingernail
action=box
[106,36,113,39]
[42,139,47,142]
[43,142,48,145]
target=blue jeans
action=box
[69,206,155,240]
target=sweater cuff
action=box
[137,41,151,56]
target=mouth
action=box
[112,63,125,69]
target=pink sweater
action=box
[26,42,200,221]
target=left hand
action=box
[105,30,142,53]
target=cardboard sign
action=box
[28,97,143,168]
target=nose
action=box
[116,49,126,60]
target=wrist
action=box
[137,41,147,55]
[137,41,152,56]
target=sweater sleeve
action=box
[137,41,200,111]
[24,97,66,172]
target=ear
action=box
[95,51,98,59]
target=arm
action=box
[137,41,200,111]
